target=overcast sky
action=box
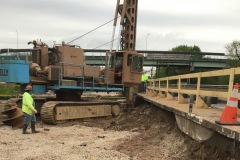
[0,0,239,53]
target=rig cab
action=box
[105,51,143,85]
[105,0,144,87]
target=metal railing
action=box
[53,62,124,92]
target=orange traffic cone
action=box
[215,83,240,125]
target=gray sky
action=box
[0,0,239,53]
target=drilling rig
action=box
[0,0,143,127]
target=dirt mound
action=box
[82,103,229,160]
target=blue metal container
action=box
[33,84,47,94]
[0,60,29,83]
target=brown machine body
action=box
[30,43,101,85]
[1,0,144,127]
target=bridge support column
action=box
[175,114,214,141]
[206,96,212,107]
[190,94,195,103]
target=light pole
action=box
[146,33,153,77]
[16,30,18,49]
[145,33,150,58]
[145,33,150,50]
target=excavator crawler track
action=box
[40,101,58,124]
[41,101,122,125]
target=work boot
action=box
[31,122,39,133]
[22,125,30,134]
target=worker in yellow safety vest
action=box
[141,70,148,93]
[22,85,39,134]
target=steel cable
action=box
[67,16,120,45]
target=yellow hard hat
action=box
[25,85,32,91]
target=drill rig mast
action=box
[111,0,138,51]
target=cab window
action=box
[127,54,132,66]
[115,55,123,70]
[132,55,143,72]
[107,54,115,68]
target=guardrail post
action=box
[195,72,209,108]
[150,79,152,91]
[167,77,169,91]
[149,79,152,92]
[196,73,201,107]
[151,79,159,96]
[157,78,165,98]
[153,79,155,93]
[167,77,174,100]
[228,68,235,100]
[178,76,181,102]
[178,75,187,103]
[158,79,160,92]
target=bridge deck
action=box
[137,92,240,141]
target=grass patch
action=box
[0,83,20,96]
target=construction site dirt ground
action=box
[0,102,230,160]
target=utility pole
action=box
[16,30,18,49]
[146,33,153,78]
